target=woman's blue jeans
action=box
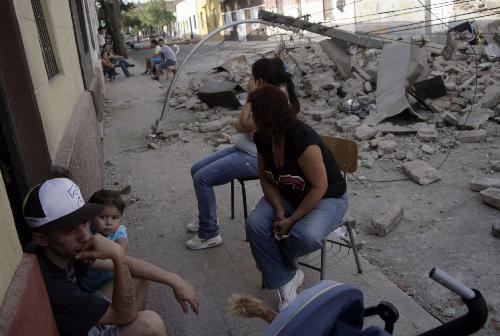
[191,146,258,239]
[246,194,348,289]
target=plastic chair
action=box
[298,136,363,278]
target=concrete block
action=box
[478,83,500,108]
[375,123,416,135]
[417,126,438,142]
[491,160,500,172]
[402,160,441,185]
[369,203,404,236]
[355,124,377,140]
[479,187,500,210]
[421,144,435,155]
[457,129,487,143]
[443,112,459,126]
[458,111,490,130]
[378,140,397,154]
[336,115,362,132]
[199,116,234,133]
[470,176,500,191]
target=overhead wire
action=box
[369,5,500,34]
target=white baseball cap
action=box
[23,178,103,231]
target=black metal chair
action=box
[230,176,259,242]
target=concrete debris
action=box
[470,176,500,192]
[336,115,362,132]
[479,187,500,210]
[457,110,491,130]
[477,83,500,109]
[443,112,459,126]
[413,76,447,100]
[199,116,234,133]
[492,222,500,238]
[457,129,487,143]
[319,39,352,79]
[421,144,435,155]
[369,203,404,236]
[417,126,438,142]
[354,124,377,140]
[214,54,248,75]
[188,77,203,91]
[378,140,397,155]
[491,160,500,172]
[197,81,243,109]
[148,142,161,150]
[402,160,441,185]
[366,42,430,126]
[375,123,416,135]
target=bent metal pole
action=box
[153,19,270,133]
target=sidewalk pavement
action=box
[101,52,440,336]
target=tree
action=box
[136,0,175,36]
[122,13,142,34]
[97,0,135,56]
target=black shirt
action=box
[31,247,110,336]
[254,121,346,207]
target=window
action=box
[200,12,204,29]
[193,15,197,29]
[31,0,59,79]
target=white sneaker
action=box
[185,218,219,232]
[278,269,304,311]
[186,218,200,232]
[186,234,222,250]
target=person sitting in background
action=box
[101,50,116,81]
[103,43,134,78]
[144,39,162,75]
[151,39,177,81]
[246,85,348,311]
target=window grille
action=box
[31,0,59,79]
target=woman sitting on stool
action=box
[246,85,348,311]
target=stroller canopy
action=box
[264,280,391,336]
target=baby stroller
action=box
[264,268,487,336]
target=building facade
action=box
[0,0,104,331]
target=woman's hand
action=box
[273,217,294,238]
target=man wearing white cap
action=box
[24,178,199,336]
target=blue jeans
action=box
[191,146,258,239]
[246,194,348,289]
[113,59,131,76]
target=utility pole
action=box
[258,10,386,49]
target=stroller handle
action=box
[418,267,488,336]
[429,267,475,300]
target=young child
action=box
[79,189,128,292]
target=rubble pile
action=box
[159,21,499,195]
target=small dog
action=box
[229,294,278,323]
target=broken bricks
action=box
[479,187,500,210]
[369,203,404,236]
[457,129,487,143]
[402,160,441,185]
[470,176,500,192]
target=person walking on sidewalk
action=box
[185,57,300,250]
[24,178,199,336]
[245,85,348,311]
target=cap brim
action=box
[42,203,104,231]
